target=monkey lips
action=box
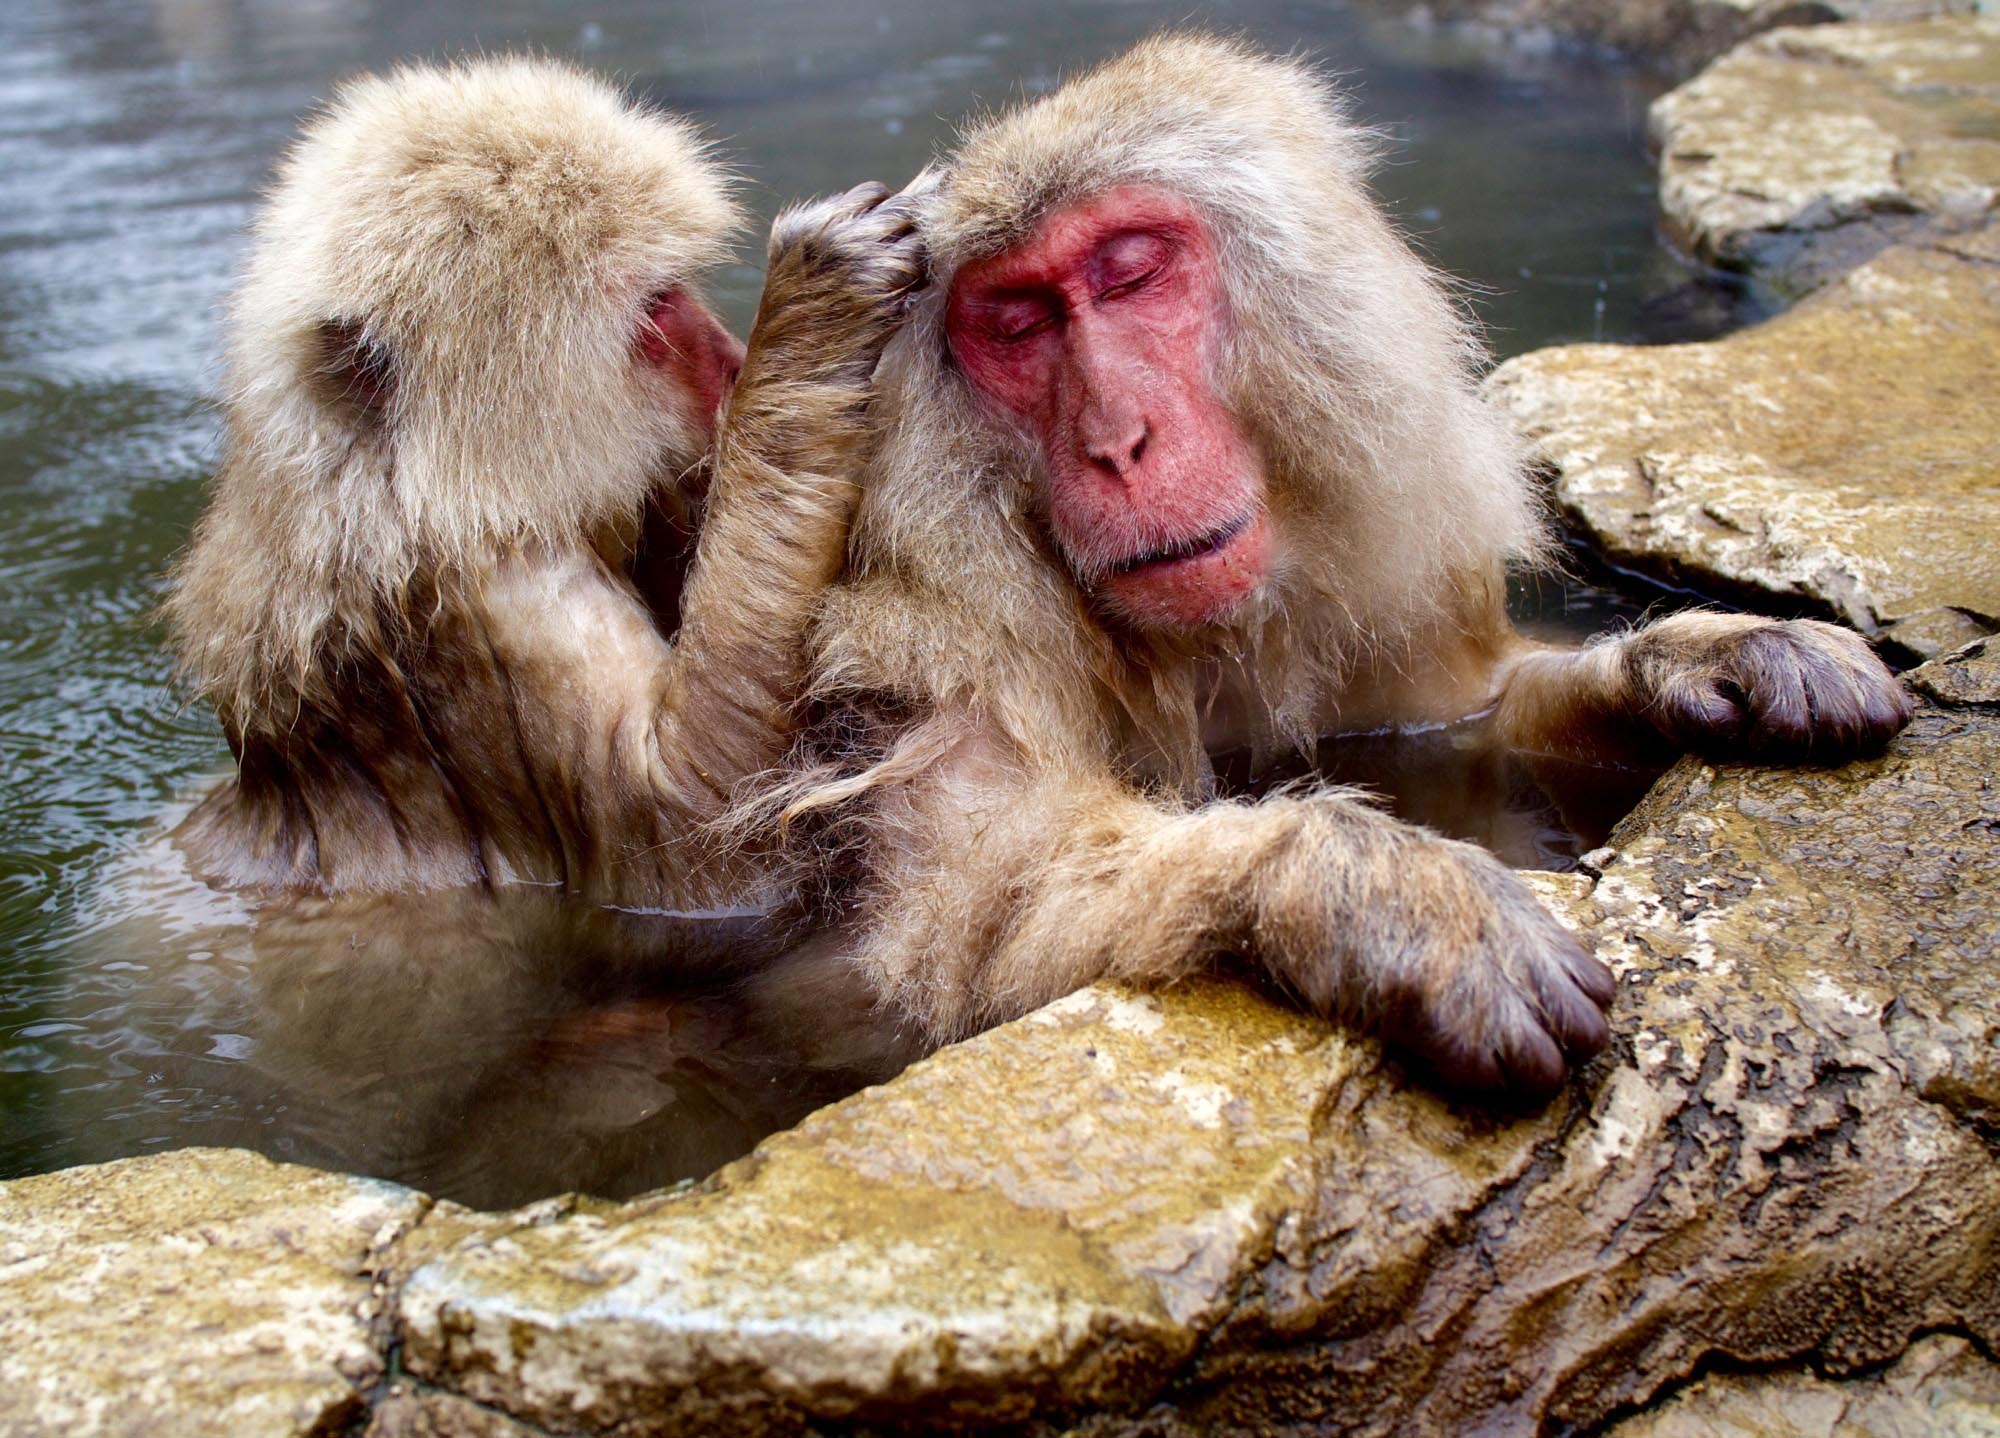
[1095,508,1272,629]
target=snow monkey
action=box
[765,34,1911,1098]
[165,58,924,914]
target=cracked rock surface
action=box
[0,1148,425,1438]
[1488,232,2000,658]
[1600,1332,2000,1437]
[10,644,1989,1435]
[1650,17,2000,293]
[1355,0,1979,75]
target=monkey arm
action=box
[647,182,925,811]
[846,724,1612,1097]
[1490,612,1911,766]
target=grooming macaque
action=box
[165,58,922,912]
[764,35,1911,1098]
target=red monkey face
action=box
[638,286,746,438]
[946,187,1271,631]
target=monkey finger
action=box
[846,205,922,248]
[1561,942,1618,1009]
[1393,996,1567,1100]
[1736,631,1817,757]
[1780,625,1911,757]
[1526,942,1612,1058]
[1493,1019,1569,1100]
[1380,1004,1506,1094]
[1652,673,1747,751]
[833,180,895,217]
[894,162,950,205]
[880,235,930,293]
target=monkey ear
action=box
[311,319,396,423]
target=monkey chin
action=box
[1095,509,1273,632]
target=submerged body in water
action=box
[72,698,1663,1211]
[75,832,910,1209]
[73,549,1681,1208]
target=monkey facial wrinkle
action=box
[639,287,746,438]
[946,187,1269,632]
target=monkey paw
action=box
[1626,614,1911,761]
[764,178,928,357]
[1360,839,1615,1101]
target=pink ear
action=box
[640,289,746,434]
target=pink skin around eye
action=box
[945,186,1271,632]
[639,288,746,437]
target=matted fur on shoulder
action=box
[168,56,742,738]
[819,31,1548,772]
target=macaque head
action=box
[230,57,746,553]
[173,58,748,738]
[946,187,1270,631]
[874,33,1543,678]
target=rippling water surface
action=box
[0,0,1703,1205]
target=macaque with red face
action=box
[760,35,1910,1099]
[949,188,1274,633]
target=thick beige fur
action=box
[172,58,740,734]
[761,35,1906,1094]
[804,36,1549,788]
[166,58,918,911]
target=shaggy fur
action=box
[167,58,920,909]
[762,35,1909,1096]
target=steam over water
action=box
[0,0,1708,1205]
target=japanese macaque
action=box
[164,57,922,913]
[762,35,1911,1099]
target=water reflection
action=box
[68,842,914,1208]
[1,0,1726,1199]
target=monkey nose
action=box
[1083,419,1149,479]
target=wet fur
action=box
[754,35,1907,1094]
[167,59,914,909]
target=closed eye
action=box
[992,316,1055,343]
[982,300,1058,343]
[1090,229,1175,300]
[1098,265,1162,302]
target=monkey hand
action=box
[752,180,927,387]
[1341,835,1616,1100]
[1274,803,1615,1100]
[1623,613,1912,761]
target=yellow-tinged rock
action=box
[1490,238,2000,653]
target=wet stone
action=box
[1357,0,1980,75]
[0,1148,425,1438]
[383,665,2000,1435]
[1650,16,2000,293]
[391,982,1340,1433]
[1908,632,2000,707]
[1599,1333,2000,1438]
[4,674,1998,1433]
[1487,236,2000,647]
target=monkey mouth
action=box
[1094,509,1272,631]
[1110,513,1253,576]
